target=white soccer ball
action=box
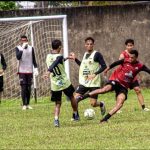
[84,108,95,120]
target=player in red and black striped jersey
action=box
[118,39,149,112]
[76,50,150,123]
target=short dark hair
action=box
[125,39,134,45]
[85,37,95,43]
[52,39,62,49]
[129,49,138,57]
[20,35,28,39]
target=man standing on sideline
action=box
[0,53,7,103]
[69,37,107,116]
[15,35,38,110]
[76,50,150,123]
[117,39,149,112]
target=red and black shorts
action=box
[106,80,128,100]
[129,80,140,89]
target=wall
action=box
[0,3,150,88]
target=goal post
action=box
[0,15,70,102]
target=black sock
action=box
[101,113,111,121]
[100,102,104,107]
[26,85,31,105]
[21,85,27,105]
[142,104,145,109]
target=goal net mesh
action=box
[0,18,64,102]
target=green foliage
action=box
[47,1,135,7]
[0,89,150,149]
[0,1,18,10]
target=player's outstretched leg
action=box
[76,93,90,103]
[100,93,125,124]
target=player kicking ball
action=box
[76,50,150,123]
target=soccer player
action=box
[76,50,150,123]
[0,53,7,103]
[43,39,79,127]
[15,35,39,110]
[118,39,149,112]
[69,37,107,116]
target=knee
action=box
[134,87,141,94]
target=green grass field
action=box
[0,89,150,149]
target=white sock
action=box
[54,116,58,120]
[74,111,77,115]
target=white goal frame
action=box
[0,15,70,102]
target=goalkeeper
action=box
[43,39,79,127]
[0,53,7,103]
[15,35,38,110]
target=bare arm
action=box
[119,53,125,60]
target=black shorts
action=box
[19,74,33,85]
[75,84,99,99]
[130,80,140,89]
[106,80,128,100]
[51,84,75,102]
[0,76,3,92]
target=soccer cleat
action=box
[71,112,80,121]
[99,119,108,124]
[22,105,27,110]
[143,108,150,111]
[27,105,33,109]
[54,119,60,127]
[100,101,106,116]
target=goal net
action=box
[0,15,69,102]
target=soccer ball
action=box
[84,108,95,120]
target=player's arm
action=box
[48,56,63,72]
[140,65,150,74]
[104,59,124,74]
[75,58,81,66]
[94,52,107,75]
[1,54,7,70]
[87,52,107,80]
[119,53,125,60]
[16,47,23,60]
[109,59,124,69]
[67,52,81,66]
[63,57,81,67]
[32,47,38,68]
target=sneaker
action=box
[100,101,106,116]
[71,112,80,121]
[54,119,59,127]
[22,105,27,110]
[27,105,33,109]
[143,108,150,111]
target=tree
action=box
[0,1,18,10]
